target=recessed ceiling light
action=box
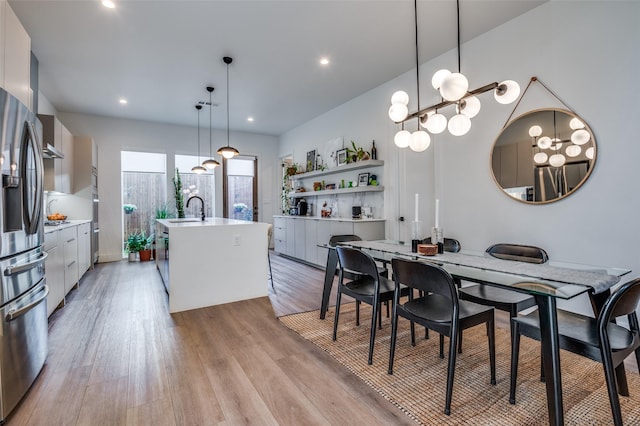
[119,98,127,104]
[320,58,330,66]
[102,1,115,9]
[247,117,254,122]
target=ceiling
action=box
[10,0,546,136]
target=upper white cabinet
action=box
[73,136,97,192]
[1,1,31,108]
[39,114,74,193]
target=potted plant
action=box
[123,203,137,214]
[125,231,145,261]
[172,168,185,218]
[346,140,370,163]
[285,163,299,177]
[139,231,153,262]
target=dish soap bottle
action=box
[371,140,377,160]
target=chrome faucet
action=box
[186,195,205,221]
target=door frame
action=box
[222,155,258,221]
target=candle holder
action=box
[411,221,422,253]
[431,226,444,254]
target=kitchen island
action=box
[155,218,270,313]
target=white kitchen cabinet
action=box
[77,222,91,277]
[40,114,74,193]
[273,217,286,254]
[44,230,64,317]
[2,1,31,108]
[294,218,306,261]
[273,216,385,267]
[304,219,318,265]
[285,218,295,256]
[61,226,79,294]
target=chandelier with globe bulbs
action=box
[389,0,521,152]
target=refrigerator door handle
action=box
[4,252,48,276]
[21,121,44,235]
[5,285,49,322]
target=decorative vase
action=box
[128,252,137,262]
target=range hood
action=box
[42,143,64,159]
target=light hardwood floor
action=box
[7,252,637,425]
[6,253,416,425]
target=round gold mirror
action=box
[490,108,596,204]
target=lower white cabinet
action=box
[45,221,93,316]
[44,230,64,317]
[61,226,79,294]
[77,222,91,276]
[272,216,385,267]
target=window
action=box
[224,156,257,221]
[121,151,166,256]
[174,155,216,219]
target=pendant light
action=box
[191,105,206,174]
[217,56,240,159]
[202,86,220,169]
[389,0,520,143]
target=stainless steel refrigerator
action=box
[0,88,47,422]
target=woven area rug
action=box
[279,303,640,425]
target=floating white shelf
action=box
[290,159,384,181]
[289,185,384,198]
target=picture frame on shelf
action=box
[336,148,348,166]
[306,149,316,172]
[358,172,370,187]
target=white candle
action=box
[414,193,419,222]
[435,199,440,228]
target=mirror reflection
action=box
[491,108,596,204]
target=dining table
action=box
[319,239,631,426]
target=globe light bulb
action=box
[533,152,548,164]
[409,131,430,152]
[585,146,595,159]
[529,125,542,137]
[565,145,581,157]
[431,69,451,90]
[549,142,563,151]
[388,103,409,122]
[571,129,590,145]
[439,73,469,101]
[390,90,409,106]
[549,153,566,167]
[494,80,520,104]
[424,113,447,134]
[537,136,552,149]
[448,114,471,136]
[459,96,481,118]
[569,117,585,130]
[394,130,411,148]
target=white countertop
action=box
[273,215,385,222]
[44,219,91,234]
[156,217,258,228]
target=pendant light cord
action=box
[456,0,461,73]
[208,90,213,157]
[197,106,201,162]
[414,0,420,114]
[226,63,230,148]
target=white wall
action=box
[279,1,640,313]
[58,112,278,262]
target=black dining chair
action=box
[333,246,399,365]
[329,235,389,327]
[458,243,545,333]
[509,278,640,426]
[388,258,496,415]
[421,237,461,254]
